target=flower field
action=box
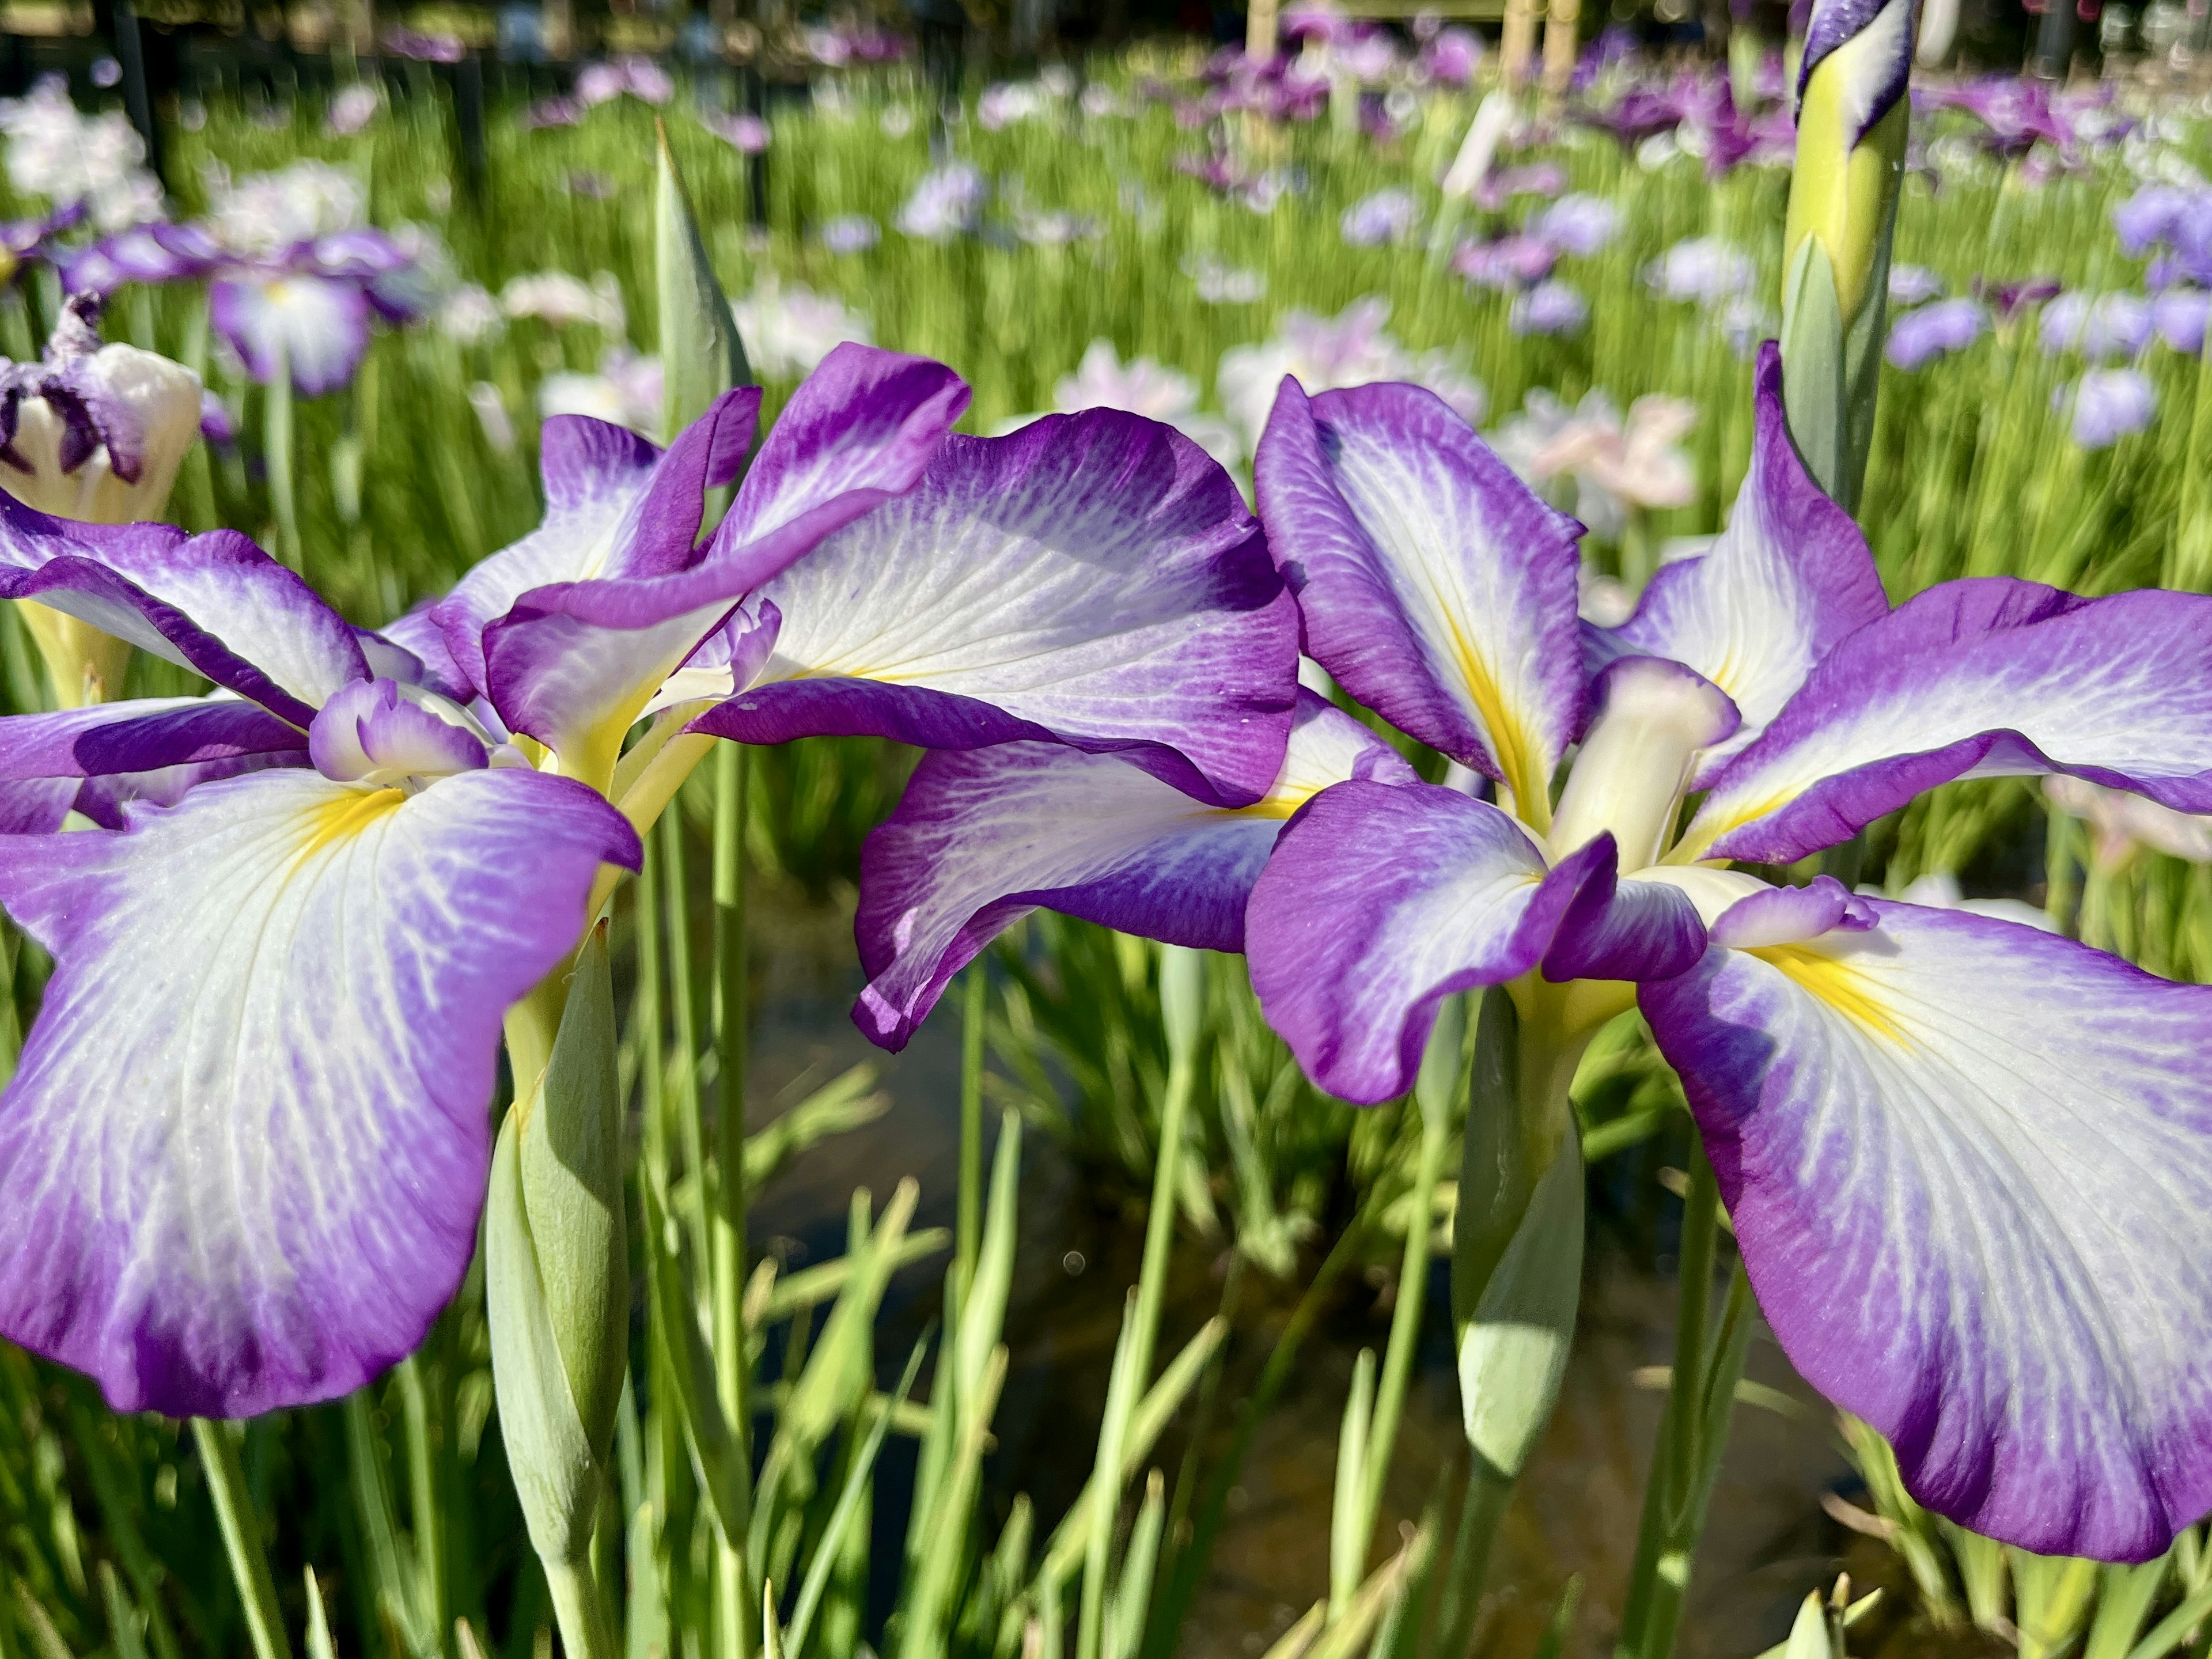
[1,19,2211,1659]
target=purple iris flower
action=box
[2059,368,2157,448]
[1527,193,1619,258]
[1453,233,1559,290]
[1887,264,1945,307]
[1,203,86,285]
[2039,291,2154,361]
[1340,188,1419,248]
[2152,289,2209,355]
[1923,76,2075,158]
[1510,279,1589,337]
[1885,297,1987,368]
[857,342,2212,1565]
[0,342,1298,1418]
[2113,187,2212,289]
[820,214,881,255]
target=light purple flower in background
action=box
[1184,254,1266,305]
[1419,25,1483,82]
[0,342,1300,1416]
[1528,192,1620,257]
[1647,235,1756,306]
[730,276,873,380]
[819,214,881,254]
[1217,297,1484,455]
[1885,297,1988,368]
[575,56,672,108]
[381,26,464,61]
[1888,264,1945,307]
[896,161,988,241]
[978,81,1050,130]
[537,347,663,437]
[1340,187,1419,247]
[2152,289,2209,355]
[2039,291,2154,361]
[522,96,583,130]
[1473,162,1568,211]
[1922,76,2075,158]
[993,339,1243,469]
[1510,279,1589,337]
[1452,232,1558,290]
[702,111,771,154]
[2060,368,2156,448]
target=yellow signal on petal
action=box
[1752,944,1906,1044]
[298,786,406,861]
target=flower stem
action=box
[955,964,987,1306]
[1612,1144,1754,1659]
[544,1557,620,1659]
[264,345,300,572]
[710,740,756,1659]
[190,1419,291,1659]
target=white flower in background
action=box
[729,276,873,381]
[436,283,504,344]
[0,74,163,231]
[1646,236,1758,307]
[880,105,916,139]
[978,81,1051,130]
[994,340,1243,468]
[466,380,516,454]
[501,270,627,333]
[538,346,661,435]
[1184,254,1266,305]
[325,82,382,137]
[206,160,365,255]
[1490,387,1697,542]
[1217,297,1484,456]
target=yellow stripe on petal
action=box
[1445,614,1550,833]
[298,786,406,860]
[1751,943,1905,1044]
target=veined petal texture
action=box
[1685,578,2212,864]
[1253,377,1585,822]
[854,692,1412,1050]
[0,766,640,1417]
[0,500,369,724]
[1596,344,1888,781]
[697,407,1299,808]
[1642,902,2212,1560]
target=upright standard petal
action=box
[1247,782,1624,1104]
[854,693,1414,1050]
[0,766,641,1416]
[1682,578,2212,864]
[694,408,1300,808]
[1596,344,1889,779]
[1253,377,1585,825]
[1642,903,2212,1560]
[0,500,368,724]
[433,395,757,698]
[477,357,963,789]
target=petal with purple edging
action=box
[479,357,964,789]
[1681,578,2212,865]
[695,409,1298,809]
[1247,781,1609,1104]
[1642,900,2212,1560]
[854,692,1414,1050]
[1596,344,1888,781]
[0,502,367,724]
[431,395,757,698]
[0,764,640,1418]
[1253,378,1585,824]
[0,696,307,786]
[209,273,374,397]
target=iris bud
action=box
[2,294,203,706]
[487,927,627,1653]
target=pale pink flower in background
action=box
[2046,774,2212,871]
[1490,387,1697,541]
[729,276,873,380]
[993,339,1243,468]
[1216,297,1484,454]
[325,82,382,137]
[500,270,626,332]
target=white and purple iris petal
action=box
[1592,343,1889,779]
[853,691,1412,1050]
[1680,577,2212,864]
[441,346,968,791]
[1643,897,2212,1561]
[1252,375,1585,824]
[694,405,1301,808]
[0,759,639,1418]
